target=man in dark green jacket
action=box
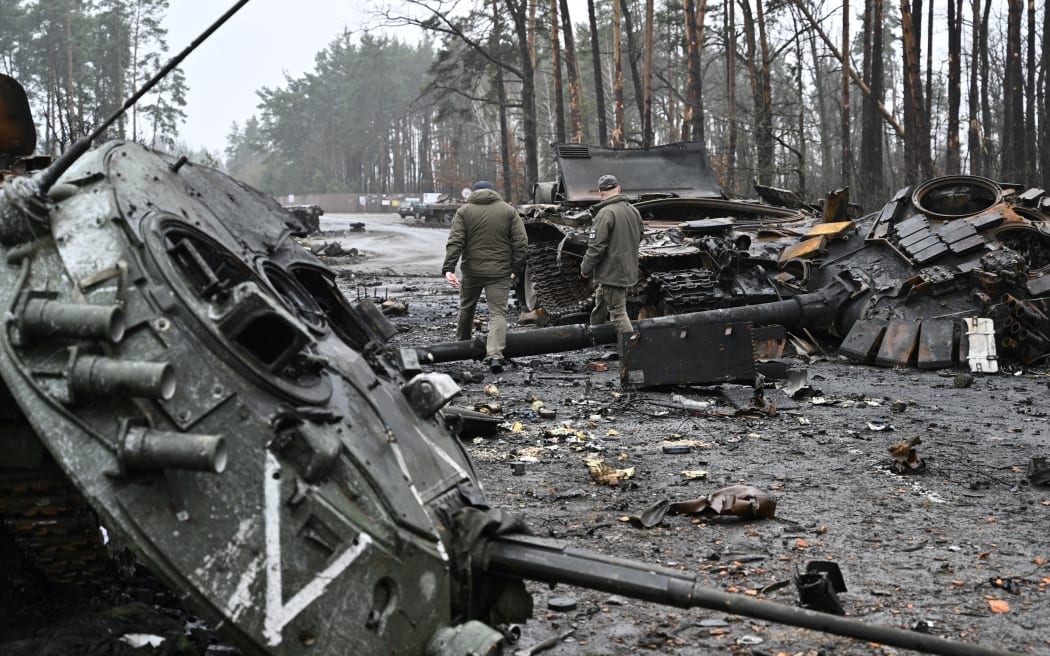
[580,174,643,334]
[442,180,528,372]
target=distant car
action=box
[398,200,426,219]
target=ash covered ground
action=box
[2,214,1048,656]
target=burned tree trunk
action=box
[1001,0,1024,182]
[724,0,737,194]
[899,0,933,182]
[968,0,983,177]
[642,0,654,147]
[620,0,646,127]
[840,0,851,187]
[550,0,566,144]
[946,0,962,174]
[587,0,608,146]
[860,0,885,206]
[611,0,625,147]
[559,0,584,143]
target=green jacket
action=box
[442,188,527,279]
[580,194,643,287]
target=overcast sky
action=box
[162,1,406,154]
[163,0,593,156]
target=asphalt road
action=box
[314,212,448,276]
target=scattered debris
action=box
[381,299,408,316]
[309,240,359,257]
[1028,456,1050,486]
[584,458,635,485]
[889,436,926,473]
[629,485,777,528]
[794,561,847,615]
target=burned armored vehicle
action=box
[517,142,845,322]
[507,142,1050,373]
[1,73,130,585]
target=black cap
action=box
[472,180,495,191]
[597,174,619,191]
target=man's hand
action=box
[445,271,460,288]
[510,272,517,281]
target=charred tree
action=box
[899,0,933,182]
[859,0,885,206]
[724,0,738,194]
[587,0,608,146]
[968,0,985,176]
[506,0,539,190]
[1024,0,1035,180]
[550,0,566,144]
[1001,0,1024,181]
[620,0,646,127]
[559,0,584,143]
[642,0,654,147]
[683,0,706,144]
[1041,0,1050,180]
[946,0,962,174]
[611,0,625,147]
[840,0,851,187]
[740,0,774,185]
[492,0,513,198]
[979,0,992,176]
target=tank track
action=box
[525,242,593,320]
[0,461,131,586]
[647,268,731,313]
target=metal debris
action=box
[629,485,777,528]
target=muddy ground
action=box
[373,268,1049,656]
[2,214,1048,656]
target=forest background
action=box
[0,0,1047,212]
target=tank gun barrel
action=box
[419,273,859,364]
[484,534,1014,656]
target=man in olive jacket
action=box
[442,180,528,372]
[580,174,643,334]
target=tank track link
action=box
[0,462,131,586]
[525,243,593,320]
[647,268,730,312]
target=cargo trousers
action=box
[455,275,511,359]
[589,284,634,334]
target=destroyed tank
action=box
[517,142,851,322]
[1,73,130,585]
[510,142,1050,372]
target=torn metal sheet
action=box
[620,322,757,388]
[628,485,777,528]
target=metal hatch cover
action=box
[553,142,723,204]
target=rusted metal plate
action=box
[804,221,854,240]
[916,320,956,369]
[778,236,827,264]
[838,320,888,363]
[968,210,1004,230]
[874,321,920,367]
[620,322,756,388]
